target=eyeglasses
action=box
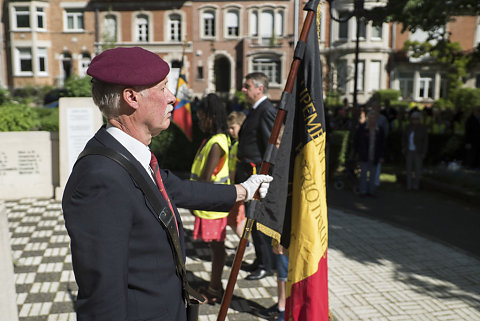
[243,83,251,90]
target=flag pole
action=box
[217,2,319,320]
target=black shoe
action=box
[257,304,281,319]
[245,268,273,280]
[241,261,258,272]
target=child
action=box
[226,111,247,239]
[190,93,230,304]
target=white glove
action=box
[240,174,273,201]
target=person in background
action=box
[237,72,277,281]
[465,106,480,169]
[62,47,273,321]
[402,111,428,191]
[354,110,385,197]
[189,93,232,304]
[226,111,247,239]
[372,102,389,187]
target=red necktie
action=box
[150,152,179,236]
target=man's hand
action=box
[238,174,273,201]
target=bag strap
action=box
[77,146,205,304]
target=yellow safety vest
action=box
[190,133,231,219]
[229,141,238,174]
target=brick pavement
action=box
[3,198,480,320]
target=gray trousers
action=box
[406,151,423,190]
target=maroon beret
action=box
[87,47,170,86]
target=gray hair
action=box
[245,72,269,94]
[91,79,149,119]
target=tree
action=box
[365,0,480,32]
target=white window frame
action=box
[337,11,349,41]
[355,60,365,92]
[417,75,434,100]
[64,9,84,32]
[336,60,348,93]
[398,72,414,100]
[13,6,31,30]
[252,55,282,85]
[169,13,182,42]
[36,7,46,30]
[135,13,150,42]
[224,7,240,39]
[37,47,48,76]
[371,23,383,40]
[352,17,366,40]
[78,52,91,77]
[368,60,381,93]
[102,14,118,43]
[15,47,33,76]
[249,10,258,37]
[200,8,217,39]
[476,19,480,45]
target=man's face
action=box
[242,79,263,105]
[138,77,176,138]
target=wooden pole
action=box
[216,3,318,320]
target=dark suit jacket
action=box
[354,124,385,164]
[236,98,276,182]
[402,124,429,157]
[62,126,236,321]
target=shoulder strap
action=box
[77,146,204,304]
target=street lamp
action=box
[328,0,365,108]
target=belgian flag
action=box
[172,69,193,141]
[255,0,328,319]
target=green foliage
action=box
[0,87,12,105]
[233,91,248,110]
[390,100,410,110]
[404,39,470,97]
[64,75,92,97]
[33,107,59,131]
[372,89,401,103]
[451,88,480,112]
[432,98,454,110]
[12,85,53,106]
[0,103,40,131]
[150,122,200,173]
[366,0,480,33]
[324,91,342,108]
[328,130,350,175]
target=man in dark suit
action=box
[62,47,272,321]
[236,72,277,280]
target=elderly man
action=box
[62,47,272,321]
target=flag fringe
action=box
[256,222,281,243]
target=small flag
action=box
[172,69,193,141]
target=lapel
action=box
[92,126,185,249]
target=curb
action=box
[0,202,19,321]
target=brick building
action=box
[2,0,480,104]
[2,0,298,101]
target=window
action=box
[202,10,215,37]
[259,10,274,45]
[14,6,30,29]
[79,53,91,77]
[37,48,47,75]
[275,11,284,36]
[136,14,149,42]
[352,17,366,39]
[368,61,381,92]
[253,56,281,84]
[16,48,32,75]
[336,60,347,93]
[476,21,480,45]
[250,11,258,37]
[398,72,414,100]
[356,61,365,91]
[65,9,84,31]
[197,66,204,80]
[103,15,117,42]
[418,74,434,100]
[226,10,239,37]
[169,14,181,41]
[36,7,45,29]
[338,12,349,40]
[372,24,382,40]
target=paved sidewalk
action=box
[2,198,480,320]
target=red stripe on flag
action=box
[286,253,328,321]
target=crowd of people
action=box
[327,98,480,195]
